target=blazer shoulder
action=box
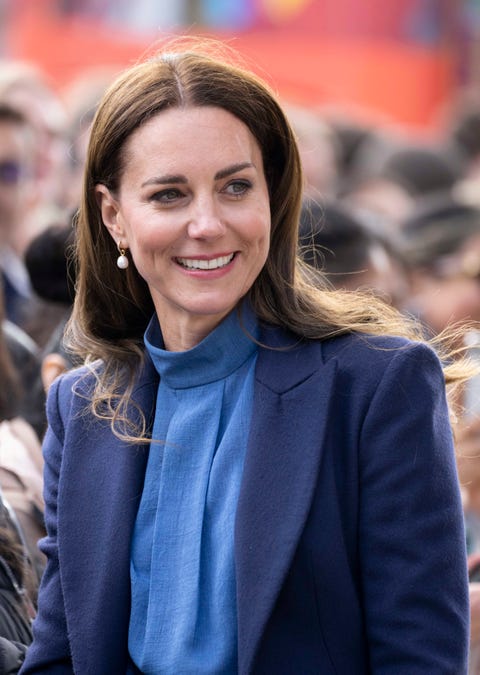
[46,355,158,439]
[44,363,95,438]
[48,362,97,408]
[259,322,434,369]
[323,329,405,350]
[256,325,439,395]
[320,331,443,390]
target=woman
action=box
[21,43,470,674]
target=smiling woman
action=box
[95,106,271,351]
[20,38,472,675]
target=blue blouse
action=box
[129,306,259,674]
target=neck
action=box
[157,310,233,352]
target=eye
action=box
[223,179,252,197]
[150,188,185,203]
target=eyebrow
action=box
[141,162,255,188]
[215,162,254,180]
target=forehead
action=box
[122,106,260,166]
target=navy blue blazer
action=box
[21,326,469,674]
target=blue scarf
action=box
[129,305,259,674]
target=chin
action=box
[189,303,238,320]
[185,294,244,316]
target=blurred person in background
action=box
[399,193,480,535]
[0,103,37,329]
[443,91,480,180]
[379,144,464,202]
[0,360,40,669]
[0,274,45,585]
[284,103,340,200]
[2,316,44,443]
[24,220,77,396]
[23,219,76,350]
[328,119,376,193]
[400,193,480,339]
[0,511,36,673]
[0,60,70,254]
[299,198,410,308]
[61,66,120,213]
[444,92,480,217]
[337,127,414,227]
[0,102,47,437]
[341,135,465,230]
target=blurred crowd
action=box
[1,55,480,669]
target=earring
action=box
[116,243,129,269]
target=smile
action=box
[175,253,235,270]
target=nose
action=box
[186,197,226,239]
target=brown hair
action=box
[66,39,471,440]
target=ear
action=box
[95,184,125,243]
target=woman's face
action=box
[97,106,271,350]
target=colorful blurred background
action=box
[1,0,478,134]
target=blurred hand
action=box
[471,582,480,646]
[455,416,480,514]
[41,352,68,393]
[456,416,480,459]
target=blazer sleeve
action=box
[20,375,74,674]
[358,341,469,673]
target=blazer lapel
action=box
[235,328,337,674]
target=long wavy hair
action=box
[66,39,472,441]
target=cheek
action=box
[128,238,169,276]
[235,205,270,250]
[252,208,271,246]
[254,221,271,265]
[122,211,174,252]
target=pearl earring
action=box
[116,243,129,269]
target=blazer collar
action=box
[235,325,337,674]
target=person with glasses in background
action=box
[0,103,38,330]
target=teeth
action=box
[176,253,234,270]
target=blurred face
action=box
[408,233,480,333]
[344,178,415,230]
[345,244,410,308]
[4,85,69,206]
[0,119,32,243]
[97,106,271,351]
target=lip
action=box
[175,251,234,261]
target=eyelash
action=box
[151,188,183,203]
[224,179,252,196]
